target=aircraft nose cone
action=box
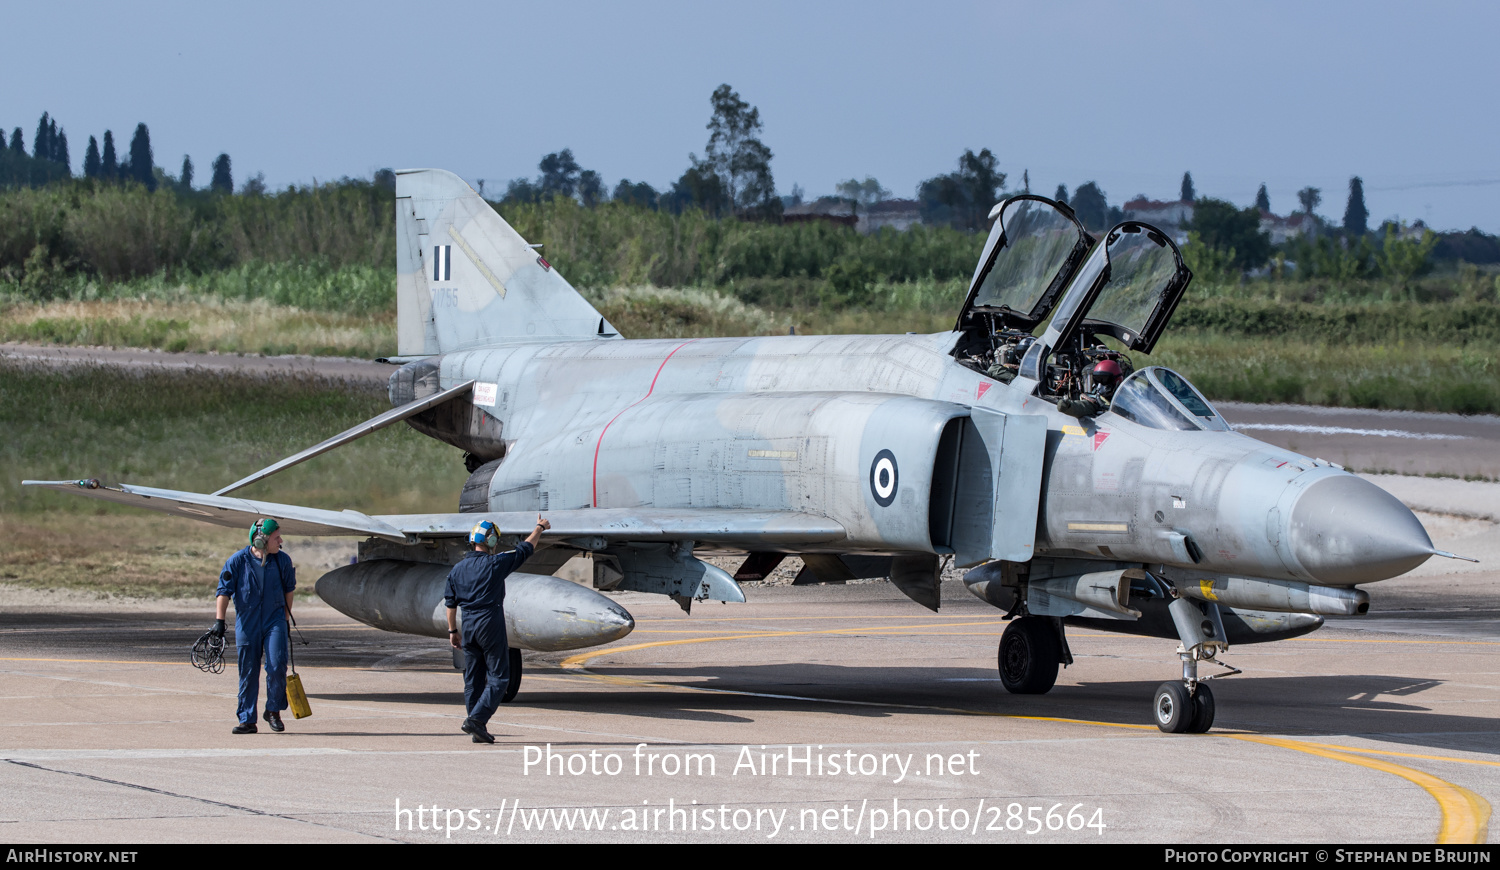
[1288,475,1433,585]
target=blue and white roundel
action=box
[870,449,898,507]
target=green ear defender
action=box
[250,518,280,550]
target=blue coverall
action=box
[217,547,296,725]
[444,541,533,727]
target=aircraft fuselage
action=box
[393,331,1432,592]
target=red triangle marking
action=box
[1093,431,1110,451]
[977,382,991,399]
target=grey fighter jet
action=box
[27,170,1469,731]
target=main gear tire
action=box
[1187,682,1216,733]
[998,618,1060,695]
[501,647,523,703]
[1153,681,1193,733]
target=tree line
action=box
[4,112,235,193]
[498,84,782,220]
[5,92,1494,300]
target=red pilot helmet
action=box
[1091,359,1123,386]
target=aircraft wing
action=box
[382,511,844,545]
[21,479,846,546]
[24,479,411,540]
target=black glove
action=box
[210,619,226,639]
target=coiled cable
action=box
[191,629,226,674]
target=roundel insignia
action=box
[870,449,898,507]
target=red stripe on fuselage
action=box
[591,339,700,507]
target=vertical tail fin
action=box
[395,168,619,355]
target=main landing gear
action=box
[502,647,523,703]
[997,616,1070,695]
[450,646,525,703]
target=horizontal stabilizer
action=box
[213,380,476,496]
[22,479,847,547]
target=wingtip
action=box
[22,478,102,489]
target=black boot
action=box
[461,717,494,744]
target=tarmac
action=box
[2,563,1496,844]
[1,344,1496,843]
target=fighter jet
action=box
[27,170,1470,731]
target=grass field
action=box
[1,361,468,597]
[5,274,1496,415]
[0,298,394,357]
[1152,334,1498,414]
[1,512,256,598]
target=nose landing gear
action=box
[1154,659,1217,734]
[1153,680,1215,733]
[1156,596,1238,733]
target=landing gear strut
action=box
[998,617,1067,694]
[1155,596,1232,733]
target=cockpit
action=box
[1110,366,1230,431]
[953,195,1217,427]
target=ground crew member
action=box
[210,518,295,734]
[445,515,549,744]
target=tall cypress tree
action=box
[180,155,194,190]
[1180,171,1195,202]
[1053,183,1068,206]
[84,136,101,178]
[48,117,59,161]
[210,153,233,193]
[101,130,118,179]
[33,113,51,160]
[128,123,155,190]
[1343,176,1368,237]
[9,128,22,154]
[1254,183,1270,212]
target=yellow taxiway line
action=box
[1234,735,1491,844]
[560,621,1493,844]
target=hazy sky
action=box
[6,1,1497,231]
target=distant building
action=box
[782,197,923,234]
[1121,196,1326,245]
[1259,211,1318,245]
[861,199,922,234]
[1123,198,1194,233]
[782,198,857,229]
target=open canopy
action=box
[956,195,1094,334]
[1036,221,1193,355]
